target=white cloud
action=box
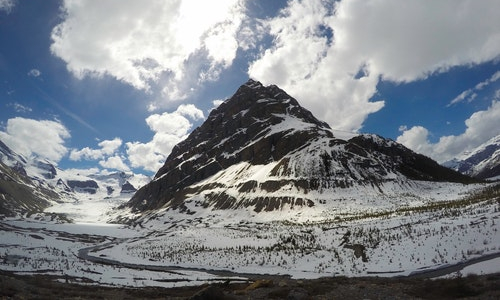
[7,102,32,113]
[70,137,129,172]
[27,69,41,77]
[397,100,500,163]
[0,0,15,13]
[65,167,100,176]
[70,137,122,161]
[173,104,205,121]
[211,99,224,111]
[125,142,164,173]
[449,71,500,106]
[99,155,130,172]
[0,117,70,162]
[98,138,122,155]
[126,104,204,172]
[248,0,500,132]
[50,0,246,102]
[396,126,435,158]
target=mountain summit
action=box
[443,134,500,180]
[125,79,474,214]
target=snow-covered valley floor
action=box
[0,182,499,288]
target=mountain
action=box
[124,79,474,216]
[0,139,150,219]
[0,141,60,217]
[443,135,500,180]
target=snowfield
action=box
[1,181,499,288]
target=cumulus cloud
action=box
[69,138,130,172]
[248,0,500,131]
[0,0,15,13]
[126,104,204,172]
[69,137,122,161]
[397,100,500,163]
[0,117,70,162]
[99,155,130,172]
[50,0,246,102]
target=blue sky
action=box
[1,0,499,175]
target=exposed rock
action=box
[35,160,57,180]
[120,181,137,193]
[0,162,56,217]
[106,186,114,195]
[67,180,99,194]
[350,134,475,183]
[343,244,368,262]
[124,79,476,214]
[56,178,72,193]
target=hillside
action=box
[0,140,150,221]
[123,79,474,219]
[444,134,500,180]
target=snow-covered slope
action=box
[0,141,61,217]
[121,79,474,223]
[0,139,150,221]
[1,81,498,286]
[444,135,500,180]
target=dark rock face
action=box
[107,186,114,195]
[0,141,59,216]
[125,79,476,213]
[67,180,99,194]
[0,140,26,164]
[56,178,72,192]
[120,181,137,193]
[35,161,57,180]
[12,162,27,177]
[0,162,56,217]
[127,79,333,211]
[348,135,475,183]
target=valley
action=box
[1,181,499,291]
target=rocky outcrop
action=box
[35,161,57,180]
[67,180,99,194]
[349,134,475,183]
[120,181,137,193]
[56,178,72,193]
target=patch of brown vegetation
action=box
[1,270,499,300]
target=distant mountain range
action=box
[0,140,150,218]
[443,135,500,180]
[123,79,476,219]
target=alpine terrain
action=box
[1,80,499,296]
[0,139,150,221]
[122,79,475,219]
[444,134,500,180]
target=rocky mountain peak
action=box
[124,80,474,214]
[154,79,333,179]
[159,79,332,178]
[128,80,335,211]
